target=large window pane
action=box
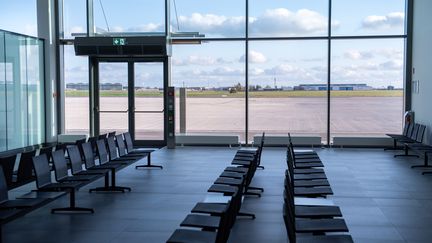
[26,38,45,145]
[332,0,406,36]
[62,0,87,39]
[94,0,165,35]
[249,0,329,37]
[0,32,6,151]
[249,40,327,142]
[172,41,246,140]
[0,1,37,36]
[64,45,89,135]
[171,0,245,38]
[330,39,404,139]
[5,33,28,149]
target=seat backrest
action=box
[75,138,87,159]
[82,142,97,168]
[124,132,134,152]
[17,150,37,184]
[0,154,17,189]
[107,136,120,160]
[67,145,84,174]
[402,123,411,136]
[283,202,296,243]
[108,131,116,137]
[96,139,110,165]
[116,134,128,157]
[416,125,427,143]
[98,133,108,140]
[406,123,415,138]
[410,123,420,140]
[216,192,238,243]
[39,146,54,161]
[32,154,52,189]
[283,176,296,222]
[51,150,69,181]
[87,137,98,152]
[286,147,295,180]
[0,166,10,203]
[255,132,265,166]
[55,143,67,152]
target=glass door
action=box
[133,62,165,141]
[98,62,129,135]
[94,59,167,146]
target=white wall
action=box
[412,0,432,144]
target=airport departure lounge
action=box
[1,0,432,242]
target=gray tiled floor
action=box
[4,147,432,243]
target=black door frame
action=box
[90,56,168,147]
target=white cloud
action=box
[127,23,163,32]
[100,23,163,33]
[180,66,244,77]
[250,8,339,36]
[344,50,374,60]
[173,56,230,66]
[239,50,267,64]
[344,48,403,61]
[362,12,405,29]
[258,64,323,83]
[375,48,403,60]
[250,67,265,76]
[379,60,403,70]
[265,64,300,75]
[69,26,85,34]
[176,13,245,36]
[175,8,339,37]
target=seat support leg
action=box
[89,169,131,193]
[52,190,94,214]
[135,153,163,170]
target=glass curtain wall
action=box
[170,0,406,143]
[0,30,45,152]
[61,0,90,135]
[93,0,165,35]
[330,0,406,140]
[0,32,6,151]
[172,41,246,140]
[59,0,407,145]
[64,45,89,134]
[248,40,328,141]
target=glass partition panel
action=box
[170,0,245,38]
[94,0,165,35]
[172,41,246,141]
[249,40,328,143]
[0,32,6,151]
[332,0,406,36]
[5,33,28,150]
[64,45,89,135]
[26,38,45,146]
[249,0,329,37]
[330,39,404,140]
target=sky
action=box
[0,0,407,89]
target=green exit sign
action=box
[113,38,126,46]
